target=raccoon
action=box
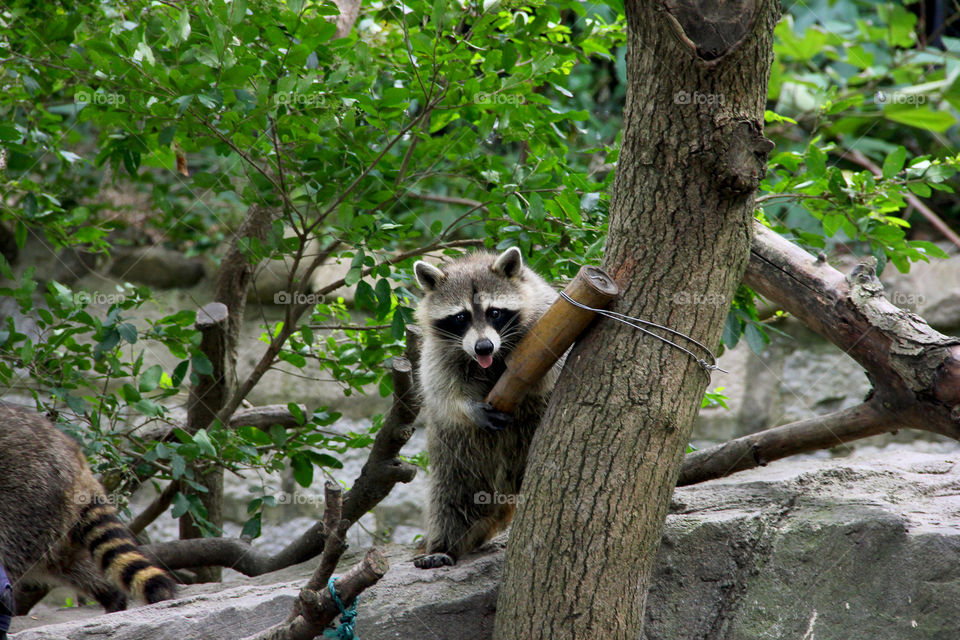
[412,247,560,569]
[0,404,177,613]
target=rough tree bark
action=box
[494,0,781,637]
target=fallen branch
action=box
[241,548,388,640]
[677,220,960,485]
[678,400,902,485]
[246,474,388,640]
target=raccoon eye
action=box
[454,311,469,324]
[488,309,502,320]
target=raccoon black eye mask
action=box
[432,306,520,369]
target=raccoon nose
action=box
[475,338,494,356]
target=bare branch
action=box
[140,331,422,575]
[241,548,388,640]
[130,480,181,537]
[678,400,901,486]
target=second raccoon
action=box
[0,404,177,613]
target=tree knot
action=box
[713,120,774,196]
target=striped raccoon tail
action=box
[74,502,177,604]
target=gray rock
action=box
[10,583,296,639]
[247,238,354,305]
[108,246,205,289]
[695,319,872,443]
[3,233,96,288]
[883,252,960,331]
[12,446,960,640]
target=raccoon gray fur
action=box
[412,247,559,569]
[0,404,177,613]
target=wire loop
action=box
[559,291,727,374]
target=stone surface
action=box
[694,318,873,443]
[247,238,354,304]
[12,446,960,640]
[108,246,206,289]
[883,251,960,331]
[10,583,296,639]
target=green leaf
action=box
[882,147,907,179]
[883,107,956,133]
[14,221,27,249]
[309,452,343,469]
[118,322,138,344]
[744,323,768,355]
[269,424,286,447]
[193,429,217,458]
[171,492,190,518]
[805,144,826,178]
[721,312,741,349]
[139,364,163,392]
[391,308,407,340]
[354,280,376,310]
[278,351,307,368]
[290,453,314,488]
[375,278,392,317]
[239,426,271,446]
[171,454,187,478]
[192,354,214,376]
[288,402,305,425]
[178,8,191,42]
[241,513,261,539]
[94,328,120,359]
[135,398,162,417]
[0,124,19,141]
[171,360,190,387]
[120,383,142,402]
[822,215,844,238]
[158,126,176,146]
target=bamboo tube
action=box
[486,265,619,413]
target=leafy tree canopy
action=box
[0,0,958,534]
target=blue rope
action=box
[322,575,358,640]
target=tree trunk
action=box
[493,0,780,636]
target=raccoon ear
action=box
[414,260,446,291]
[491,246,523,278]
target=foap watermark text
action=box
[674,91,725,106]
[274,291,326,305]
[474,491,523,506]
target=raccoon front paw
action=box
[413,552,455,569]
[470,401,514,432]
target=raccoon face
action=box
[432,301,520,369]
[415,248,527,369]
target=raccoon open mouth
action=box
[477,354,494,369]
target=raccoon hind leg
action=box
[415,502,514,569]
[61,556,128,612]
